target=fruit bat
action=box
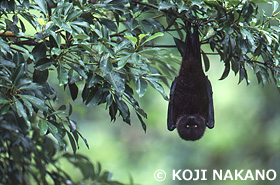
[167,24,214,141]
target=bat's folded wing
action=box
[206,77,214,128]
[167,77,178,131]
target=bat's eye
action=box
[186,124,190,128]
[194,124,198,128]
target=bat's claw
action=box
[168,124,176,131]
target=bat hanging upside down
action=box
[167,24,214,141]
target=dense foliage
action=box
[0,0,279,184]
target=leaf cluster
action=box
[145,0,280,87]
[0,0,178,184]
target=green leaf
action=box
[135,77,147,97]
[86,87,103,106]
[50,31,61,48]
[13,52,25,66]
[100,59,112,75]
[76,130,89,149]
[57,63,68,86]
[58,105,66,110]
[254,44,262,56]
[231,59,239,75]
[47,122,58,134]
[32,42,47,62]
[86,74,103,88]
[240,28,254,46]
[34,0,48,15]
[47,122,65,147]
[135,106,147,119]
[13,52,25,65]
[109,101,117,122]
[69,119,77,132]
[35,58,55,71]
[70,21,90,29]
[20,94,47,111]
[0,97,9,104]
[125,36,137,45]
[276,73,280,87]
[67,131,77,154]
[61,22,72,32]
[22,0,30,9]
[11,44,30,55]
[66,10,83,22]
[72,130,79,148]
[105,93,113,110]
[38,120,49,135]
[74,33,89,40]
[21,97,33,116]
[0,57,15,67]
[272,0,279,15]
[139,19,153,33]
[219,61,230,80]
[37,18,46,26]
[69,103,73,116]
[239,64,249,84]
[80,44,95,53]
[69,83,78,101]
[204,26,215,40]
[158,2,175,10]
[45,21,54,33]
[33,70,49,84]
[117,54,132,69]
[0,104,10,115]
[178,2,188,13]
[141,32,164,46]
[116,98,130,124]
[13,63,26,85]
[13,97,30,126]
[136,112,146,132]
[19,12,37,29]
[114,39,131,53]
[144,77,168,100]
[5,19,19,34]
[138,33,150,43]
[271,26,280,32]
[19,82,43,90]
[263,32,272,45]
[15,79,32,89]
[67,63,87,80]
[105,72,125,96]
[99,18,117,32]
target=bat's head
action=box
[176,115,206,141]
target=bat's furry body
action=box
[167,25,214,141]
